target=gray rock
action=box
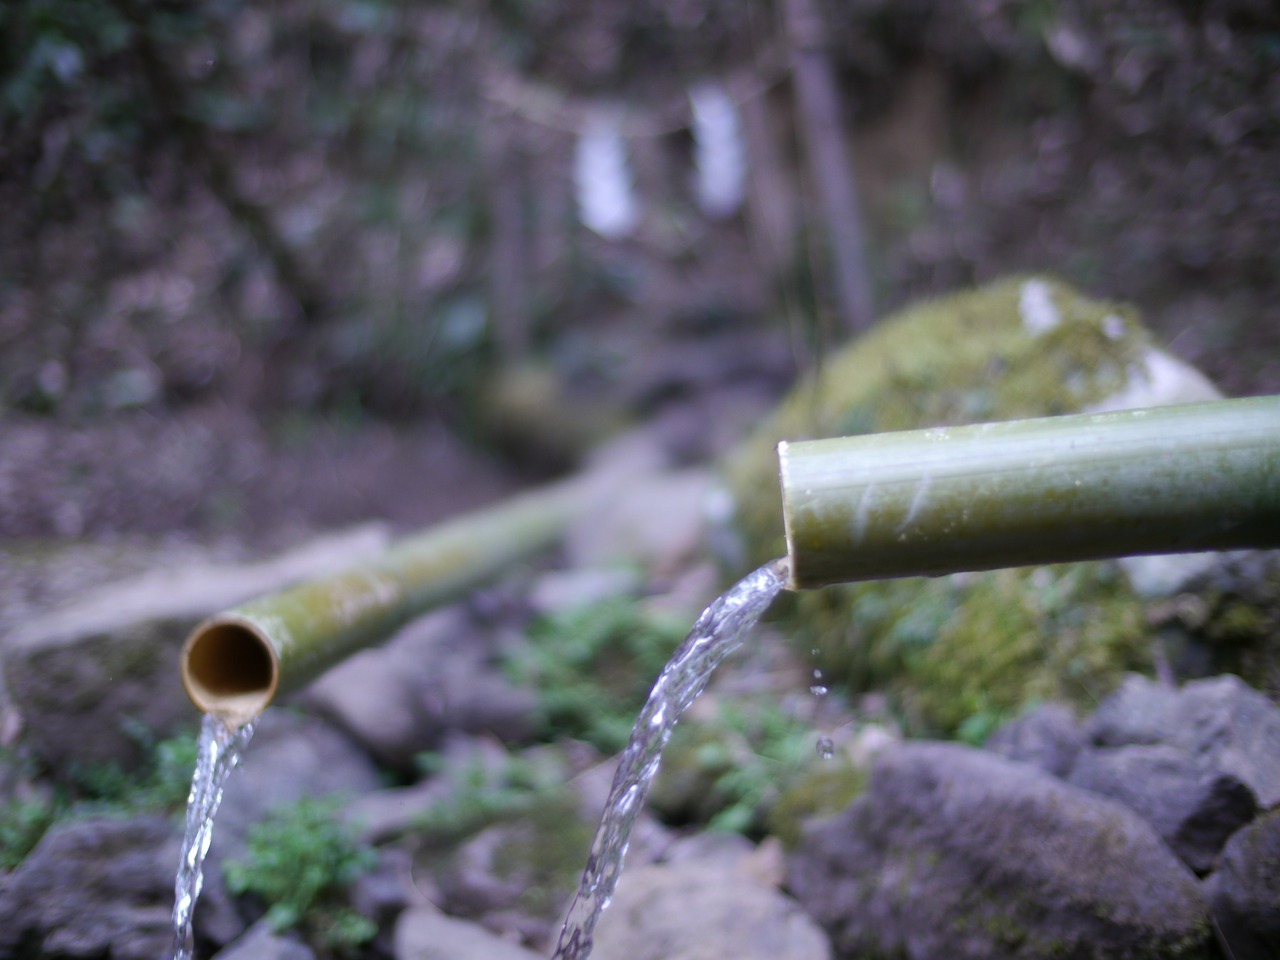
[1172,675,1280,807]
[395,908,542,960]
[350,847,418,938]
[528,567,643,617]
[2,524,391,769]
[4,612,201,771]
[659,828,756,866]
[985,702,1085,777]
[433,798,594,945]
[1088,674,1280,807]
[212,918,316,960]
[303,607,537,769]
[1068,744,1256,874]
[1086,673,1182,747]
[787,741,1213,960]
[0,814,240,959]
[345,779,455,844]
[591,860,831,960]
[1204,808,1280,960]
[563,467,713,577]
[211,709,383,867]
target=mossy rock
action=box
[766,756,867,849]
[723,277,1182,737]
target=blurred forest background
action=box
[2,0,1278,549]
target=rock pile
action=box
[787,673,1280,960]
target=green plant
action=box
[413,748,557,841]
[224,796,377,956]
[0,794,58,871]
[506,596,689,752]
[0,728,203,871]
[656,700,828,836]
[66,726,199,813]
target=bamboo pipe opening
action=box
[181,617,279,726]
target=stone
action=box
[432,791,596,945]
[1068,744,1257,874]
[350,847,420,937]
[2,524,391,769]
[1171,675,1280,808]
[787,741,1213,960]
[1085,673,1182,747]
[395,908,542,960]
[720,277,1263,738]
[727,276,1203,569]
[527,567,643,617]
[563,467,714,577]
[1088,673,1280,807]
[212,918,317,960]
[1204,808,1280,960]
[0,814,241,959]
[591,860,831,960]
[303,607,537,769]
[345,779,456,845]
[984,702,1085,777]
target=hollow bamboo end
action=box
[181,616,279,728]
[777,441,803,591]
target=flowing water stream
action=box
[169,712,256,960]
[550,557,789,960]
[166,557,787,959]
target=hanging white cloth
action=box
[690,81,746,219]
[574,106,638,239]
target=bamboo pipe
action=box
[779,396,1280,590]
[181,478,589,726]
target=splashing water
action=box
[550,558,789,960]
[170,712,256,960]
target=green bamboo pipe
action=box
[181,477,589,726]
[779,396,1280,589]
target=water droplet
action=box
[816,736,835,760]
[809,684,829,697]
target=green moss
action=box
[0,792,57,871]
[504,595,689,752]
[766,756,866,848]
[648,699,842,836]
[917,563,1148,735]
[489,791,595,921]
[1207,601,1270,644]
[802,562,1150,738]
[410,745,592,924]
[720,277,1164,737]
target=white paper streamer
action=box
[690,81,746,219]
[574,107,638,239]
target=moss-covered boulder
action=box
[723,276,1226,738]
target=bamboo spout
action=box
[780,396,1280,590]
[182,618,278,725]
[180,478,589,725]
